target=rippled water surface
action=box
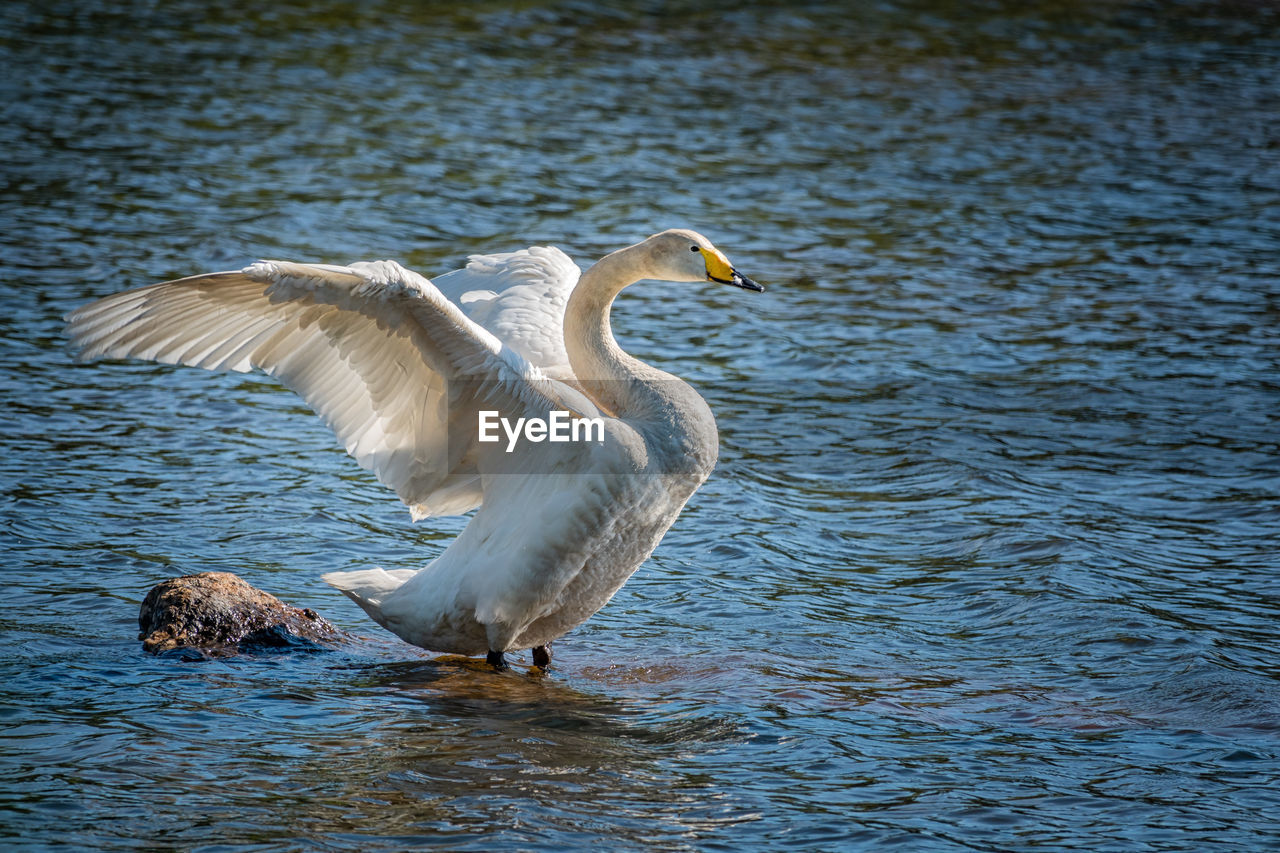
[3,1,1279,849]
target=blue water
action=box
[3,1,1279,849]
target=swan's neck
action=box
[563,244,663,415]
[563,244,715,443]
[563,242,719,475]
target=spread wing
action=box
[64,256,593,520]
[434,245,580,381]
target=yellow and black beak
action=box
[700,247,765,293]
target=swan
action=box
[65,228,762,670]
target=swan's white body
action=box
[65,229,761,663]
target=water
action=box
[3,0,1279,849]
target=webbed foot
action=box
[486,650,508,671]
[532,644,551,670]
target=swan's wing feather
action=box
[65,259,579,519]
[433,246,580,380]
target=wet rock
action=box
[139,571,344,656]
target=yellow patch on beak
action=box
[699,247,736,283]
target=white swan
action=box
[65,228,762,669]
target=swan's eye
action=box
[690,245,700,253]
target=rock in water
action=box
[139,571,343,656]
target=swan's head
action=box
[642,229,764,292]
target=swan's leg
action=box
[532,644,551,669]
[486,650,508,670]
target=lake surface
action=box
[3,0,1279,849]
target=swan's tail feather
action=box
[322,567,415,623]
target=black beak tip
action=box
[732,271,765,293]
